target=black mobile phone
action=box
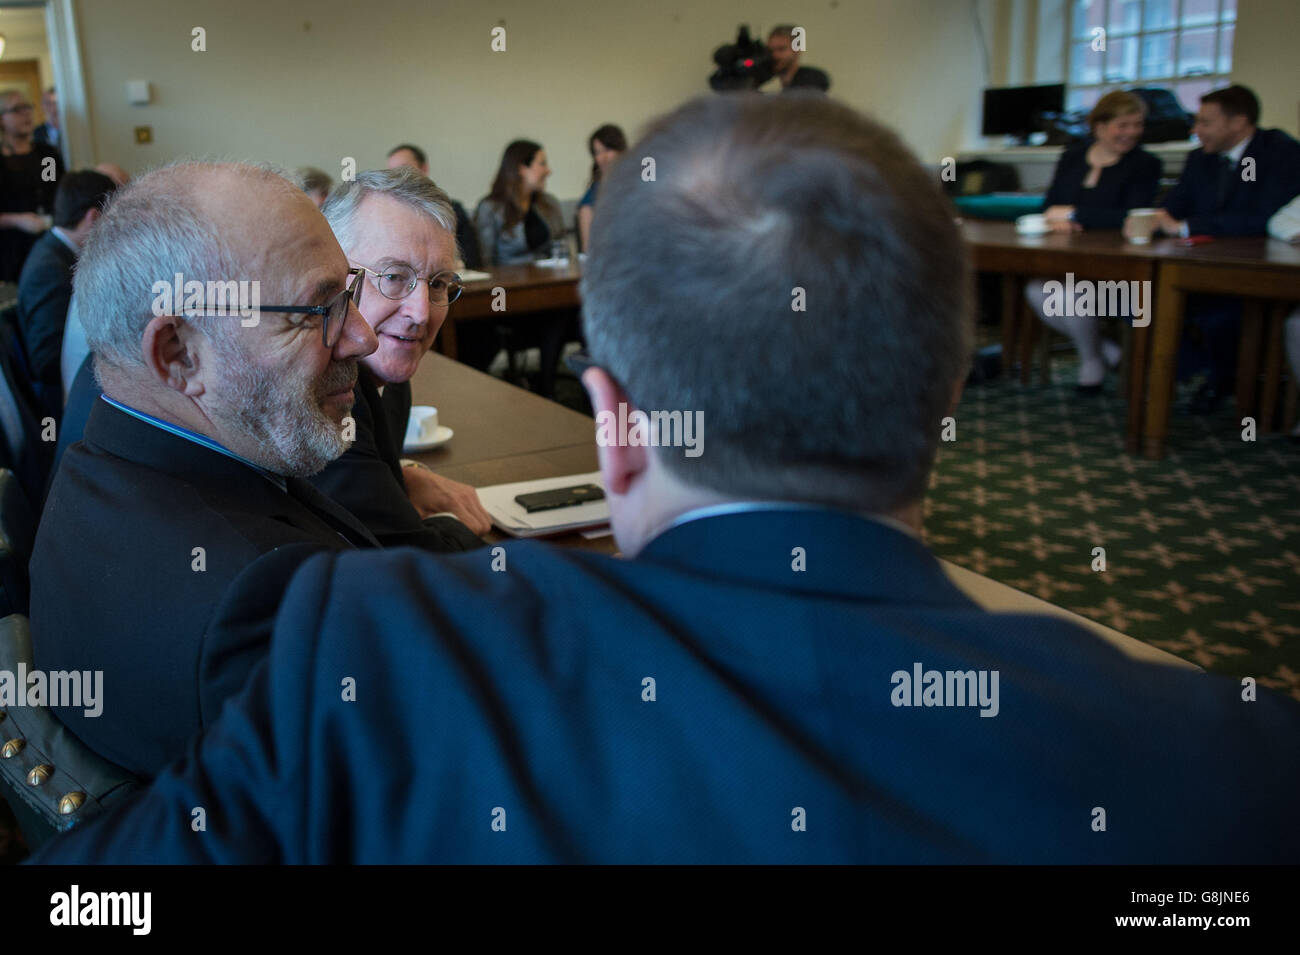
[514,483,605,513]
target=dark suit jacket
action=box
[1043,140,1162,229]
[309,372,483,552]
[1162,127,1300,236]
[16,230,76,416]
[29,508,1300,863]
[30,398,379,778]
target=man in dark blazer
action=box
[1155,84,1300,411]
[31,95,1300,864]
[31,161,382,778]
[32,88,61,159]
[16,170,117,421]
[311,168,489,550]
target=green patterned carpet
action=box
[924,364,1300,699]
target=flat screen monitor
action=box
[982,84,1066,137]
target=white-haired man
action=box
[310,167,491,546]
[31,161,381,778]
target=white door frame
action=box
[41,0,92,167]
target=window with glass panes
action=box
[1068,0,1236,115]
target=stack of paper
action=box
[476,472,610,538]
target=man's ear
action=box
[581,366,647,497]
[141,314,205,397]
[79,207,101,231]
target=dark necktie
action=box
[1215,154,1236,211]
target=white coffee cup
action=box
[1015,213,1050,236]
[1124,208,1159,244]
[405,406,439,445]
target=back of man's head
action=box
[582,93,971,515]
[53,170,117,229]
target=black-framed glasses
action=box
[354,263,463,306]
[185,268,363,348]
[1,103,33,115]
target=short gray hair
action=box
[73,160,299,372]
[582,94,973,513]
[323,167,458,255]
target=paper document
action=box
[477,471,610,538]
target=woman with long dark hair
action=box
[473,139,565,266]
[577,124,626,252]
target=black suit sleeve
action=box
[28,552,341,864]
[1186,134,1300,237]
[18,261,72,392]
[197,541,330,729]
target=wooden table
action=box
[406,352,610,552]
[1141,238,1300,458]
[437,262,583,360]
[962,221,1300,458]
[962,221,1169,454]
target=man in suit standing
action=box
[16,170,117,421]
[31,95,1300,864]
[31,161,382,778]
[32,88,61,159]
[311,167,490,548]
[1155,85,1300,412]
[764,25,830,92]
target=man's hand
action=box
[1154,209,1183,236]
[403,465,493,536]
[7,212,50,234]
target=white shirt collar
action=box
[50,226,79,255]
[1224,133,1253,166]
[654,500,920,542]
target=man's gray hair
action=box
[323,167,458,254]
[72,159,299,372]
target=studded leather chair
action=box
[0,614,139,851]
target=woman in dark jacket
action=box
[1028,90,1162,390]
[1041,91,1162,232]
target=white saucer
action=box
[403,425,454,452]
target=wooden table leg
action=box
[1143,266,1186,459]
[1000,274,1021,376]
[1235,300,1264,419]
[437,316,460,360]
[1126,319,1149,454]
[1019,295,1039,386]
[1259,303,1286,433]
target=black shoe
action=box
[1188,382,1225,415]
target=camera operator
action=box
[765,25,830,92]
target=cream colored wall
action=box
[71,0,990,201]
[1232,0,1299,136]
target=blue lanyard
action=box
[99,395,287,491]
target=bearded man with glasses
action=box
[310,167,491,550]
[31,161,383,779]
